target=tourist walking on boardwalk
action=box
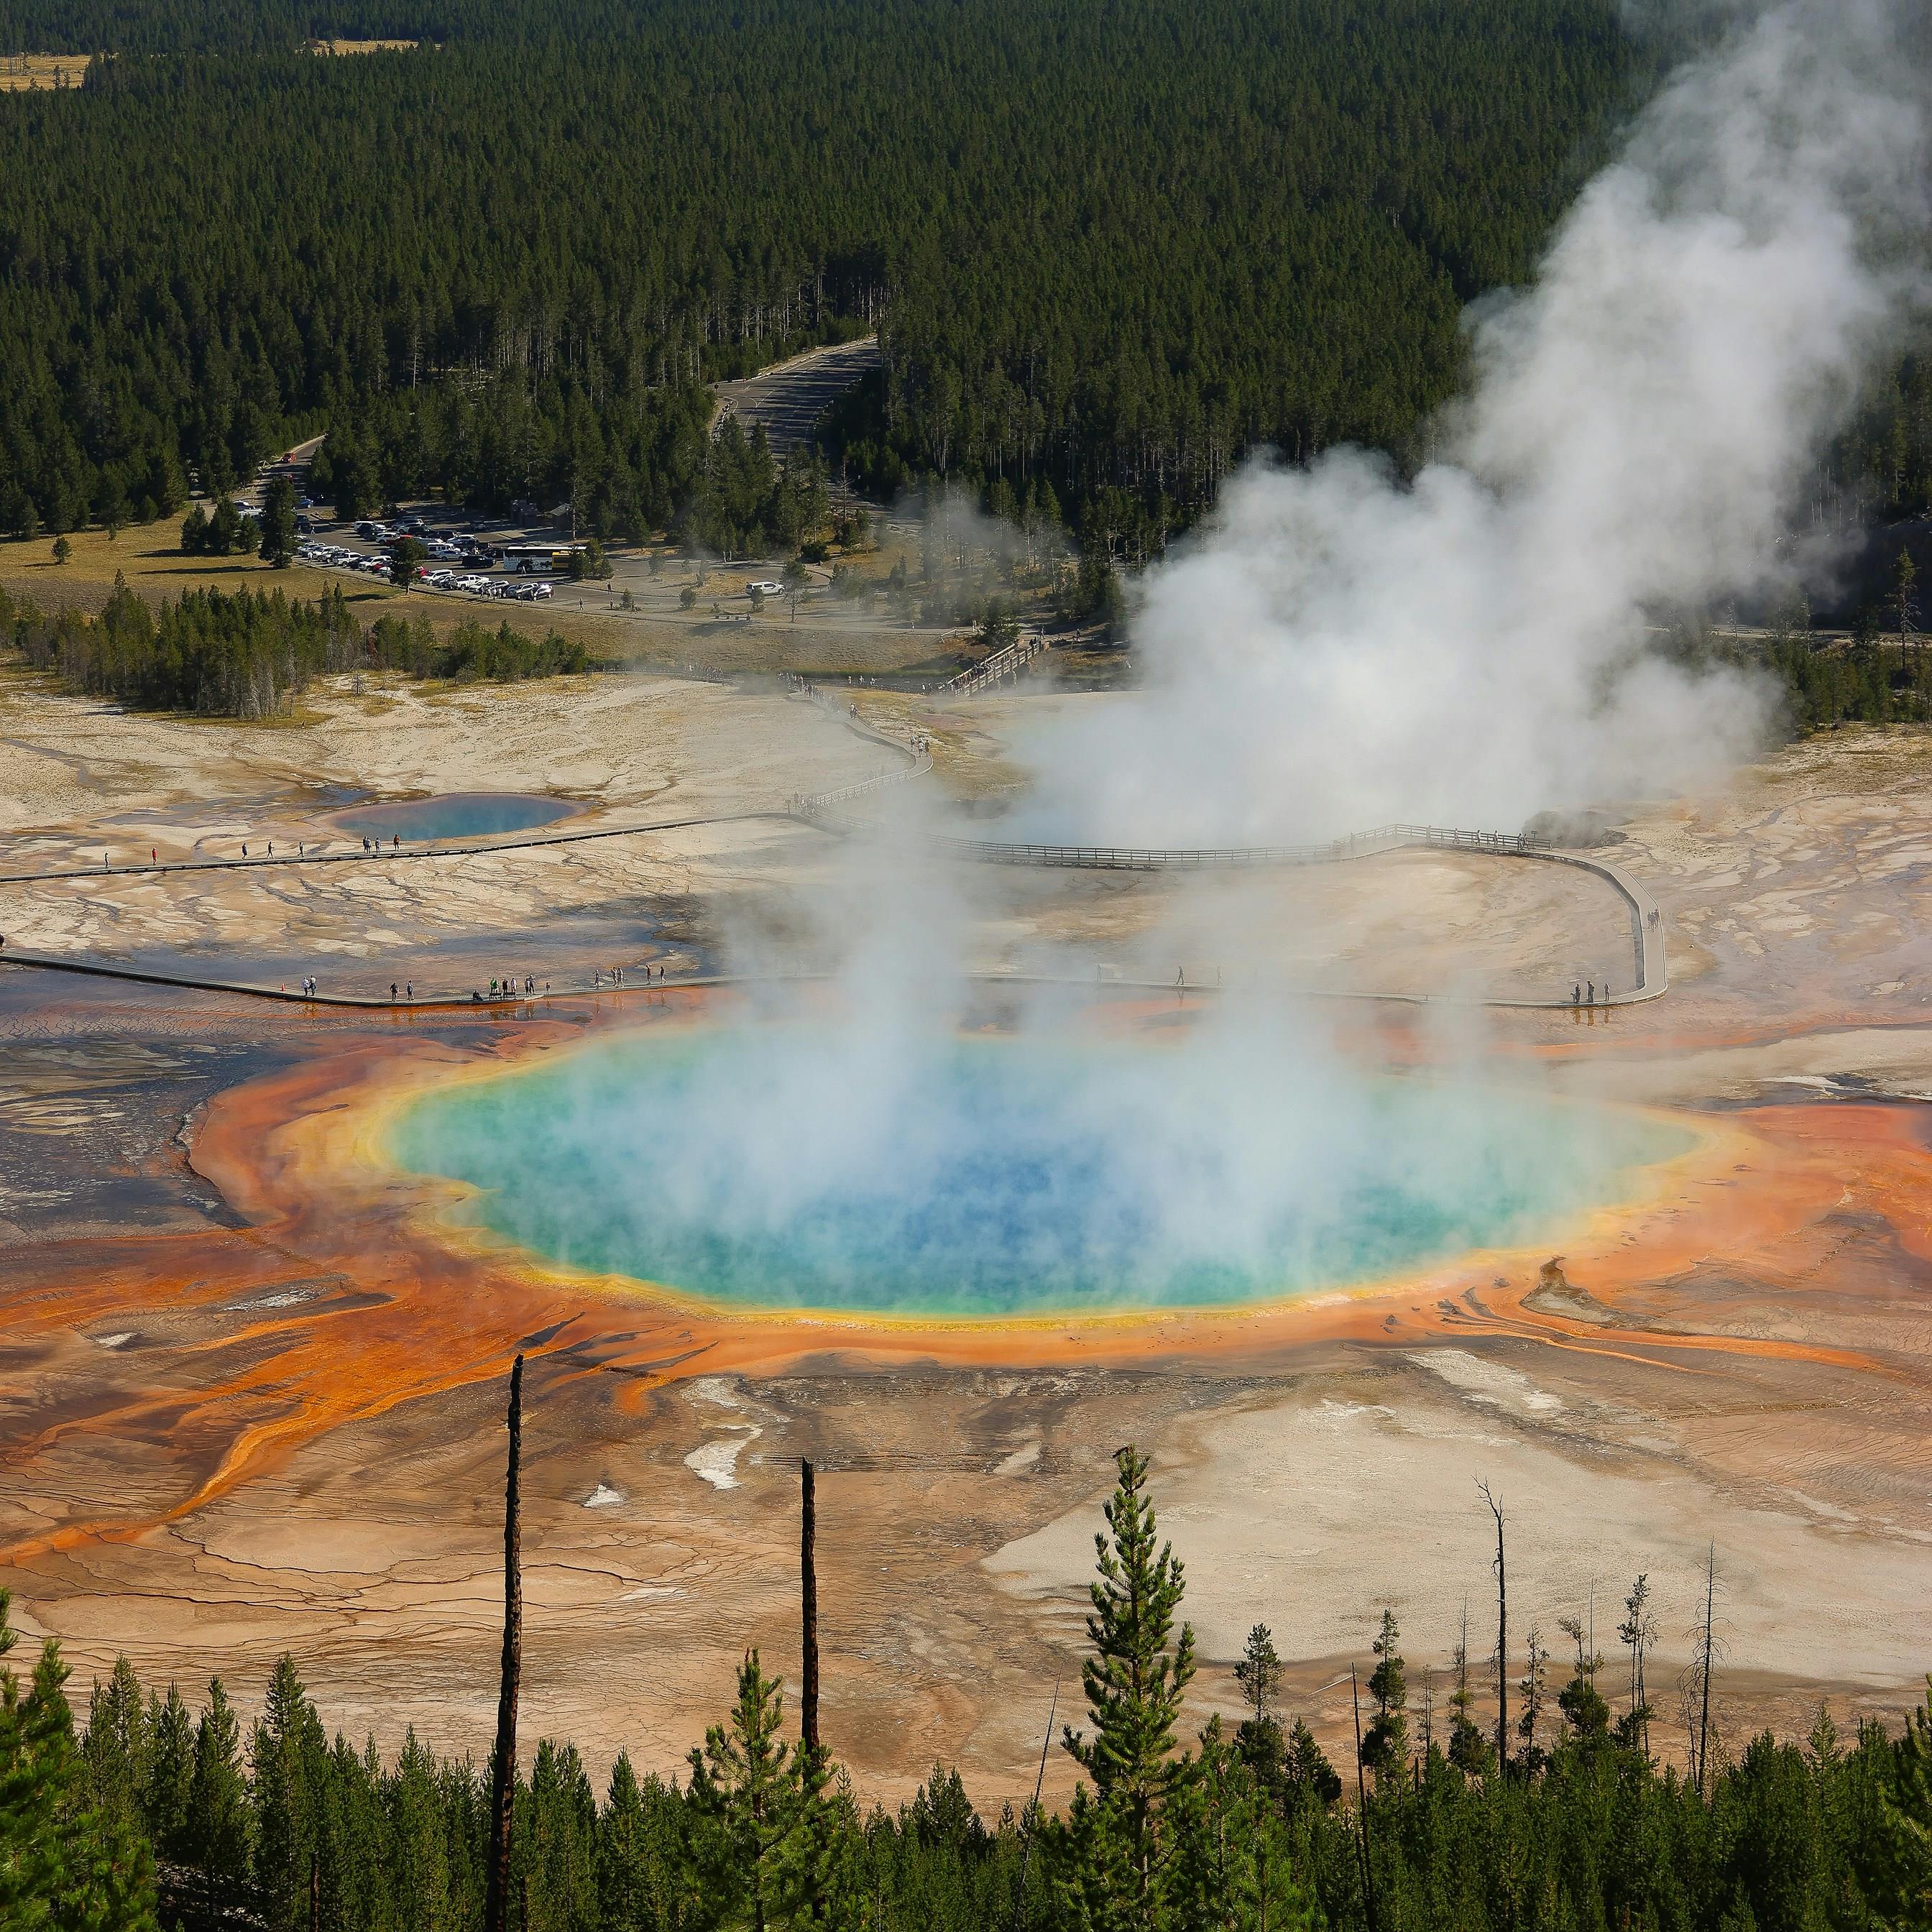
[1587,980,1594,1003]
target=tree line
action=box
[4,1439,1928,1931]
[2,578,589,716]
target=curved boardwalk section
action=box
[1,687,1662,1013]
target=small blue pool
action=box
[334,794,579,842]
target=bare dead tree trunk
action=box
[1479,1480,1507,1773]
[1010,1683,1059,1932]
[1696,1542,1716,1798]
[801,1458,820,1754]
[1351,1665,1379,1932]
[484,1353,525,1932]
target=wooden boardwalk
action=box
[1,690,1664,1013]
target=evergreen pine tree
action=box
[1282,1720,1341,1809]
[251,1653,324,1928]
[685,1650,799,1932]
[596,1750,654,1931]
[1057,1445,1197,1920]
[140,1683,194,1859]
[82,1655,149,1832]
[1361,1611,1408,1784]
[1867,1675,1932,1931]
[258,476,298,567]
[185,1678,251,1922]
[1556,1614,1611,1744]
[0,1593,160,1930]
[1448,1606,1494,1782]
[1167,1716,1320,1932]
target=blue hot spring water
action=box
[336,793,576,842]
[385,1029,1690,1317]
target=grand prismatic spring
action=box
[6,0,1932,1814]
[386,1024,1696,1317]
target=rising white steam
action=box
[1022,0,1931,846]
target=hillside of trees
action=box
[6,1445,1928,1930]
[0,0,1655,558]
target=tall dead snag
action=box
[1350,1664,1379,1932]
[801,1458,820,1754]
[1478,1480,1507,1774]
[1694,1542,1716,1798]
[484,1353,525,1932]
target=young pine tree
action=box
[1516,1626,1550,1772]
[1282,1721,1341,1810]
[1361,1611,1408,1784]
[1447,1604,1494,1782]
[251,1652,329,1928]
[684,1650,799,1932]
[596,1749,656,1932]
[1556,1614,1610,1744]
[1617,1576,1657,1757]
[1057,1445,1198,1920]
[1865,1675,1932,1930]
[775,1744,865,1932]
[1166,1716,1318,1932]
[0,1591,159,1930]
[83,1655,150,1833]
[140,1682,195,1859]
[258,476,298,567]
[185,1678,252,1923]
[1233,1624,1288,1798]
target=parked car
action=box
[745,579,784,597]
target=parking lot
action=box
[295,513,563,607]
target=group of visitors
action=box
[590,964,671,989]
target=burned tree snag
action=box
[801,1457,820,1755]
[484,1353,525,1932]
[1478,1479,1507,1773]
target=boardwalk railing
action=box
[920,823,1546,870]
[933,632,1051,698]
[788,678,933,814]
[793,800,1667,1006]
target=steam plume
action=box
[1023,0,1930,846]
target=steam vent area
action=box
[1,657,1928,1813]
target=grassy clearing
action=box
[0,54,90,91]
[0,523,960,681]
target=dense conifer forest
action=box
[1,1,1928,567]
[4,1449,1928,1930]
[0,0,1652,555]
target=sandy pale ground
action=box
[2,685,1932,1807]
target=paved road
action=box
[711,337,883,460]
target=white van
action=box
[745,579,784,597]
